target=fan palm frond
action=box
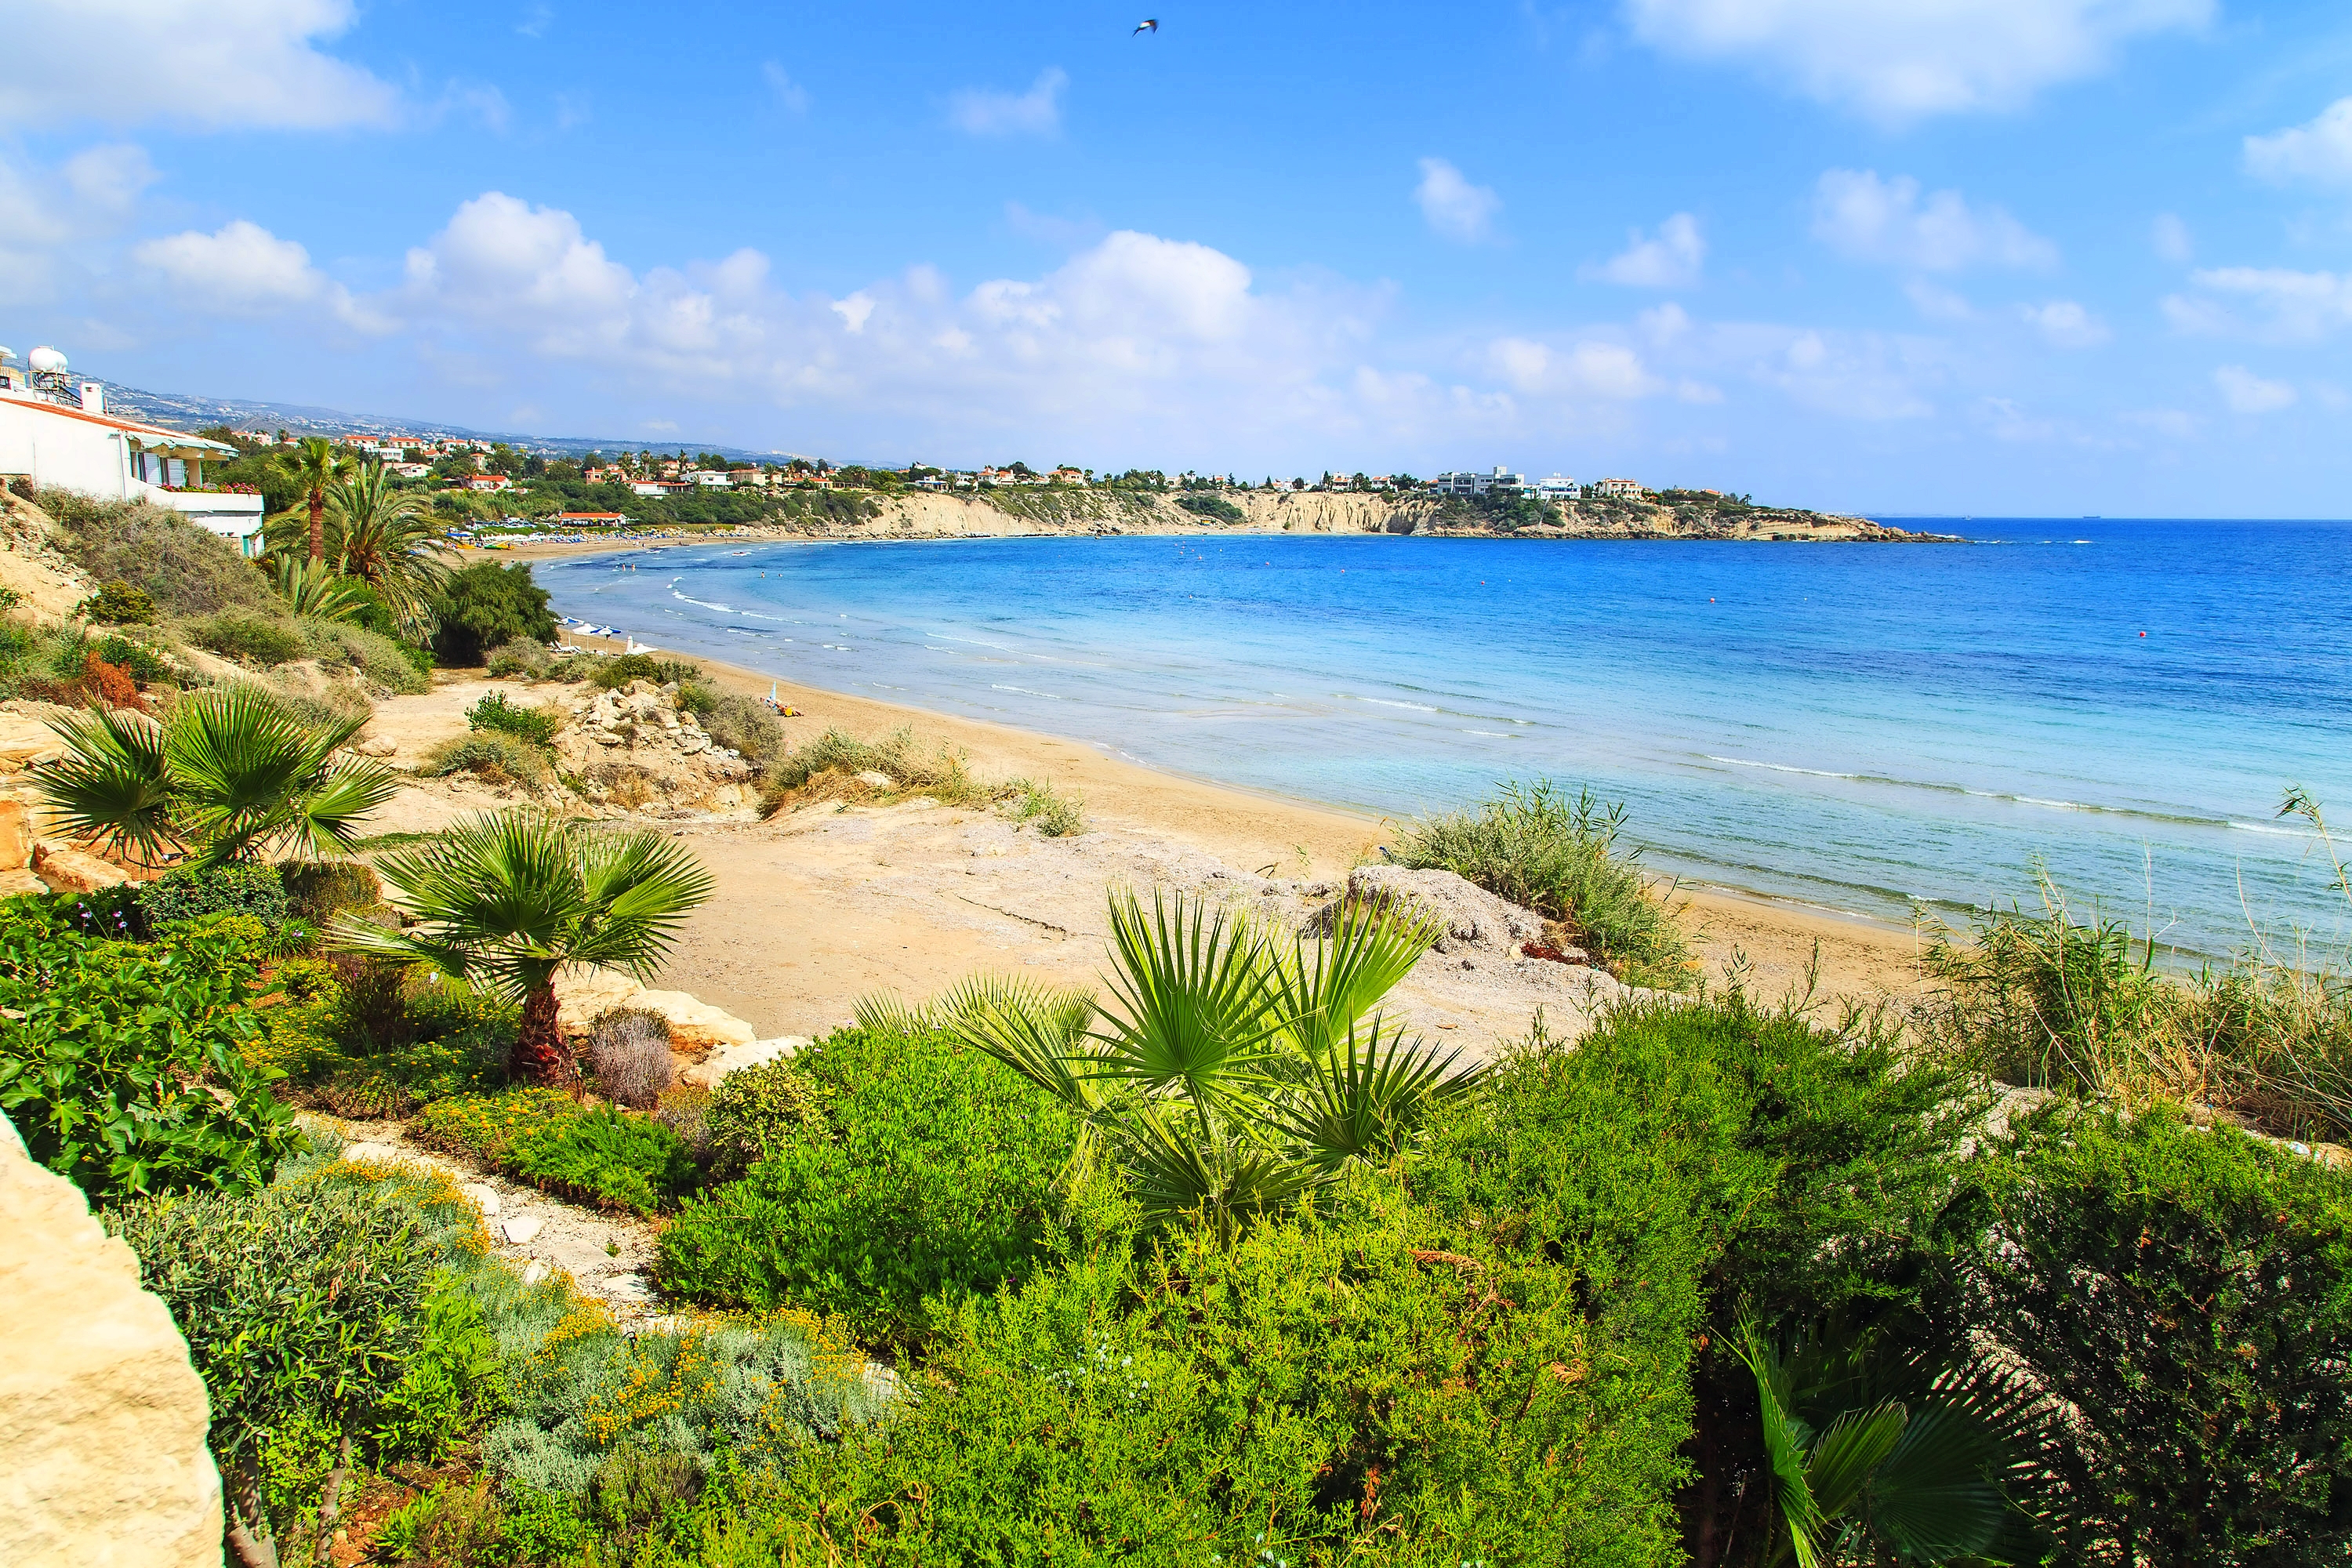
[1275,1016,1483,1170]
[36,705,175,865]
[1089,889,1289,1116]
[1269,893,1442,1058]
[1114,1103,1330,1247]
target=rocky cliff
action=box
[755,487,1941,544]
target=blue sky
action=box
[5,1,2350,514]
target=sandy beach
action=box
[427,545,1936,1047]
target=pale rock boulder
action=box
[554,964,646,1036]
[0,799,31,869]
[632,989,759,1054]
[1305,865,1548,960]
[32,842,132,895]
[681,1036,808,1088]
[0,1112,224,1568]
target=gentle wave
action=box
[991,684,1063,700]
[672,591,733,613]
[1345,695,1440,713]
[1704,755,2234,832]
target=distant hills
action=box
[89,379,802,465]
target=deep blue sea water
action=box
[539,521,2352,958]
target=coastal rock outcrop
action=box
[0,1112,224,1568]
[555,679,756,813]
[1306,865,1550,960]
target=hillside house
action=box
[465,474,514,493]
[0,356,265,555]
[1592,477,1647,499]
[1431,466,1524,498]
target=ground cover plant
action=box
[759,724,1087,832]
[466,689,564,750]
[1392,779,1693,985]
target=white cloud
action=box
[1588,213,1704,288]
[1621,0,2209,121]
[1,0,400,131]
[1414,158,1501,244]
[2021,299,2110,348]
[1812,170,2056,271]
[2151,212,2192,263]
[2121,408,2199,440]
[831,292,875,333]
[401,192,640,354]
[132,218,388,331]
[762,62,810,115]
[1751,326,1939,419]
[1486,337,1662,398]
[2214,365,2296,414]
[947,67,1066,137]
[2165,267,2352,343]
[0,144,158,300]
[1904,280,1973,321]
[2245,97,2352,187]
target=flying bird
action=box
[1133,18,1159,34]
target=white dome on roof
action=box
[27,346,67,373]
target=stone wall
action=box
[0,1112,223,1567]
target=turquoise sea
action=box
[538,521,2352,960]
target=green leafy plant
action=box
[273,434,347,566]
[0,906,296,1203]
[1391,780,1691,981]
[36,684,400,868]
[107,1181,436,1568]
[318,459,452,637]
[509,1103,695,1213]
[332,811,713,1085]
[430,561,556,666]
[1007,775,1086,836]
[77,579,158,624]
[589,651,702,690]
[657,1026,1076,1348]
[1174,492,1246,523]
[1948,1105,2352,1565]
[276,859,383,924]
[140,862,291,928]
[419,731,554,790]
[928,888,1480,1246]
[268,554,369,624]
[92,631,172,684]
[190,611,306,667]
[410,1085,584,1163]
[466,690,562,749]
[699,1055,828,1176]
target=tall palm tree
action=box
[274,437,346,566]
[38,685,400,869]
[332,813,716,1086]
[869,889,1482,1245]
[320,459,453,637]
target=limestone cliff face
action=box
[0,1112,225,1568]
[829,488,1940,543]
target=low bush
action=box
[1392,779,1692,982]
[140,861,289,929]
[108,1179,438,1564]
[0,900,296,1202]
[92,631,174,684]
[1948,1105,2352,1565]
[420,731,554,790]
[189,609,304,667]
[430,562,556,666]
[658,1026,1076,1349]
[758,725,992,814]
[277,858,383,924]
[698,1055,827,1176]
[584,1007,671,1109]
[410,1085,583,1163]
[509,1103,696,1213]
[682,686,784,764]
[1174,491,1247,523]
[1007,775,1086,836]
[590,652,703,690]
[485,636,554,678]
[77,579,158,623]
[466,689,562,749]
[319,621,432,695]
[44,490,275,616]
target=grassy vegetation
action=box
[757,724,1087,834]
[419,731,555,790]
[1391,779,1693,985]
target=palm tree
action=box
[332,813,716,1086]
[1733,1315,2042,1566]
[270,556,370,624]
[869,889,1481,1245]
[321,459,453,636]
[37,685,400,869]
[274,437,346,566]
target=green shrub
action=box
[277,858,383,924]
[420,730,554,789]
[1950,1106,2352,1565]
[0,903,296,1202]
[189,609,304,667]
[76,579,158,623]
[140,861,289,929]
[1392,780,1692,981]
[758,725,991,813]
[1007,775,1085,836]
[658,1027,1075,1348]
[1174,492,1246,523]
[108,1180,438,1562]
[509,1104,695,1213]
[45,492,274,615]
[321,622,432,695]
[430,561,556,666]
[683,687,784,764]
[411,1086,583,1163]
[485,636,554,678]
[699,1055,827,1176]
[466,689,562,749]
[92,631,173,684]
[590,652,702,690]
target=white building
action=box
[1591,477,1648,499]
[0,349,265,556]
[1430,466,1525,498]
[1532,474,1581,503]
